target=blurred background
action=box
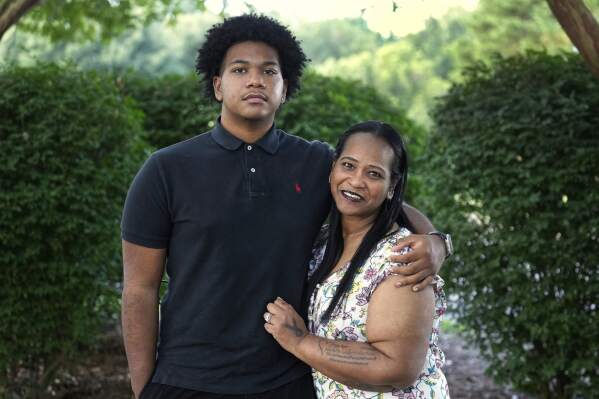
[1,0,598,398]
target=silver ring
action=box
[264,312,272,323]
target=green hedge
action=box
[423,53,599,398]
[0,64,147,394]
[121,70,426,200]
[0,64,423,394]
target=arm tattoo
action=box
[284,320,307,338]
[318,340,378,365]
[345,382,393,392]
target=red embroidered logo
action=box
[295,183,302,193]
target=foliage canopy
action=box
[423,52,599,398]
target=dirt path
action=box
[438,333,530,399]
[40,331,531,398]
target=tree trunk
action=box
[547,0,599,79]
[0,0,41,42]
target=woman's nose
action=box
[347,172,366,188]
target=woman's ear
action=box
[329,160,336,183]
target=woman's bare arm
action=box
[265,277,434,389]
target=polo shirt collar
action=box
[212,117,280,154]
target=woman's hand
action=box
[264,297,309,355]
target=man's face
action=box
[213,41,288,124]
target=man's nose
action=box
[246,70,265,88]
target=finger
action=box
[393,237,417,252]
[389,250,419,265]
[275,297,290,307]
[412,275,434,292]
[264,323,274,334]
[394,269,433,288]
[390,261,423,276]
[267,302,282,314]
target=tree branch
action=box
[0,0,41,41]
[547,0,599,79]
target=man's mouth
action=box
[340,190,364,202]
[243,93,267,102]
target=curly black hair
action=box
[195,14,308,101]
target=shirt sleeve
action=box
[121,154,171,249]
[363,228,413,300]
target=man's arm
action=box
[121,240,166,399]
[402,203,435,234]
[391,203,448,291]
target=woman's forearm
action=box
[294,334,417,389]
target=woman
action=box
[264,121,449,398]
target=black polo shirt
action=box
[121,119,332,394]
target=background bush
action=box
[0,64,148,394]
[121,70,425,200]
[422,52,599,398]
[0,65,423,395]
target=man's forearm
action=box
[122,287,159,398]
[402,203,434,234]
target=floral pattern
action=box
[308,228,450,399]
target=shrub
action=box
[118,73,219,150]
[121,70,426,200]
[423,53,599,398]
[0,64,147,394]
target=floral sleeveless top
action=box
[307,228,450,399]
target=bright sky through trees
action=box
[204,0,479,37]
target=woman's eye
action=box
[369,171,382,178]
[264,69,277,75]
[341,162,354,169]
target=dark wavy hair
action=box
[306,121,413,325]
[195,14,308,101]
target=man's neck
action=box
[220,113,274,144]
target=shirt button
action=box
[250,168,256,173]
[247,145,252,150]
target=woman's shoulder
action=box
[373,226,412,258]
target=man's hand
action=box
[388,234,446,291]
[264,297,309,355]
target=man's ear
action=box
[281,79,288,104]
[213,75,223,102]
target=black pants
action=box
[139,373,316,399]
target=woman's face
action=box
[330,132,395,220]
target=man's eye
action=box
[232,67,246,73]
[264,69,277,75]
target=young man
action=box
[121,14,450,399]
